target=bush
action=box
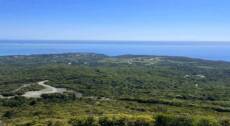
[47,120,67,126]
[196,117,220,126]
[155,114,193,126]
[41,92,76,102]
[2,96,27,107]
[68,114,222,126]
[155,115,173,126]
[126,117,153,126]
[2,110,15,119]
[69,114,153,126]
[99,114,154,126]
[69,116,98,126]
[220,119,230,126]
[99,116,126,126]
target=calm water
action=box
[1,40,230,61]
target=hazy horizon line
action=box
[1,39,230,43]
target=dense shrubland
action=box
[68,114,230,126]
[10,114,229,126]
[1,53,230,125]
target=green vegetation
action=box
[0,53,230,125]
[0,83,44,97]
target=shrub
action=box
[155,115,173,126]
[47,120,66,126]
[126,116,153,126]
[69,116,98,126]
[69,114,153,126]
[2,96,27,107]
[41,92,76,102]
[170,116,193,126]
[2,110,15,119]
[220,119,230,126]
[196,117,220,126]
[99,116,126,126]
[99,114,153,126]
[155,114,193,126]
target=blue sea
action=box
[0,40,230,61]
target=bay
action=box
[0,40,230,61]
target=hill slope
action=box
[0,53,230,125]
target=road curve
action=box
[22,80,66,98]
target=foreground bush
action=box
[220,119,230,126]
[125,115,153,126]
[155,114,193,126]
[98,114,154,126]
[99,116,126,126]
[195,117,220,126]
[68,114,227,126]
[46,119,68,126]
[69,114,154,126]
[69,116,98,126]
[41,92,76,102]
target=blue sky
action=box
[0,0,230,41]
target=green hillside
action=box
[0,53,230,125]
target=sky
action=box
[0,0,230,41]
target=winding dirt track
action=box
[0,80,67,99]
[22,80,66,98]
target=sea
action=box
[0,40,230,61]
